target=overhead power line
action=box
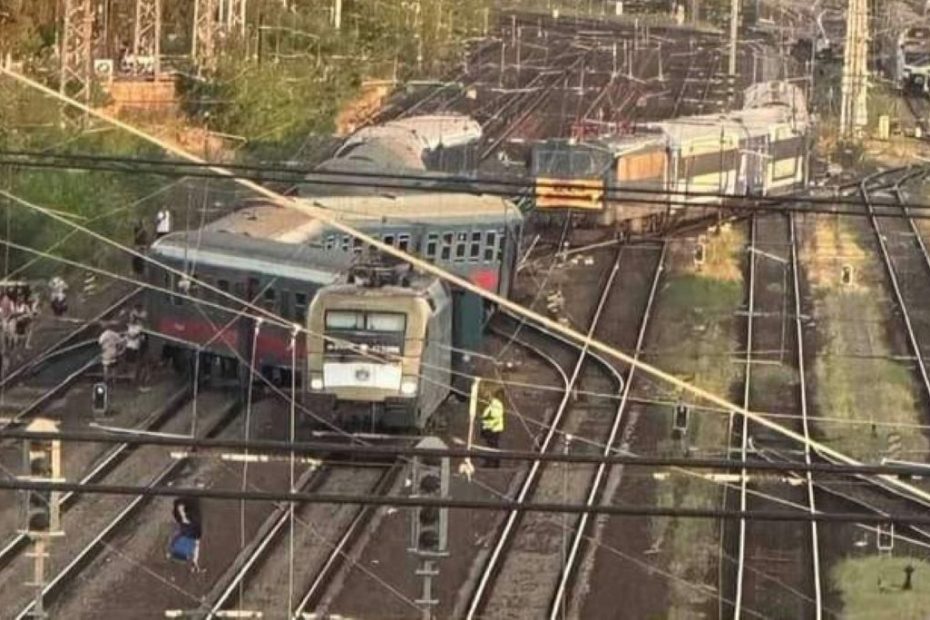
[4,64,930,515]
[0,477,926,524]
[2,149,930,218]
[2,428,930,479]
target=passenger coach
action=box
[147,192,522,384]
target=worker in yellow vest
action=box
[480,386,505,468]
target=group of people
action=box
[98,303,150,389]
[0,283,40,356]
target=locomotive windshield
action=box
[325,310,406,332]
[531,143,612,179]
[324,309,408,356]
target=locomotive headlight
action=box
[400,379,418,396]
[310,376,324,390]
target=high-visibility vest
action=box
[481,398,504,433]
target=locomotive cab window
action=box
[325,310,406,333]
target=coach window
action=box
[341,235,350,252]
[353,237,363,254]
[263,287,276,312]
[218,279,230,294]
[484,231,497,262]
[469,231,482,262]
[324,235,336,251]
[383,234,395,247]
[496,230,505,261]
[294,292,308,322]
[279,290,291,319]
[454,232,467,262]
[398,233,411,252]
[426,233,439,260]
[234,281,245,299]
[440,232,453,261]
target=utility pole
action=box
[133,0,161,76]
[193,0,219,71]
[19,418,64,620]
[333,0,343,30]
[728,0,740,106]
[728,0,740,76]
[60,0,94,102]
[223,0,248,37]
[840,0,869,137]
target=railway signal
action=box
[92,382,109,416]
[18,417,64,620]
[409,436,450,620]
[19,418,63,536]
[409,436,450,556]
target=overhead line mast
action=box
[840,0,869,136]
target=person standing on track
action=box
[49,276,68,317]
[155,207,172,239]
[480,385,505,468]
[125,304,150,389]
[98,326,124,387]
[170,495,204,572]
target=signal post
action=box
[18,418,64,618]
[408,436,451,620]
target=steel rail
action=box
[754,444,930,549]
[291,462,402,617]
[789,212,824,619]
[13,399,240,620]
[731,215,758,618]
[1,357,97,431]
[548,241,667,618]
[203,464,327,618]
[0,286,140,390]
[0,385,191,571]
[464,246,626,619]
[861,168,930,427]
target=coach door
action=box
[740,136,768,196]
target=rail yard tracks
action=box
[461,241,666,619]
[722,213,822,619]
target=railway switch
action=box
[409,436,450,557]
[18,418,63,537]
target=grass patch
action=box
[801,216,926,460]
[832,556,930,619]
[646,225,746,616]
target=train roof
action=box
[648,104,808,147]
[150,231,351,283]
[198,193,521,244]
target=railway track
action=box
[461,241,666,619]
[7,391,239,618]
[722,214,822,618]
[860,168,930,410]
[202,458,402,618]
